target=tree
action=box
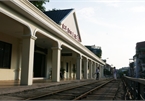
[29,0,49,12]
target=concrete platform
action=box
[0,79,91,95]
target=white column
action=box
[99,65,101,78]
[46,49,52,79]
[92,62,96,78]
[76,55,82,80]
[21,35,37,85]
[89,61,92,79]
[51,46,62,82]
[100,65,103,78]
[17,41,22,80]
[92,62,94,78]
[84,58,88,79]
[98,64,100,79]
[93,63,96,79]
[70,61,73,79]
[102,65,105,78]
[95,63,97,73]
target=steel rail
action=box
[72,79,114,100]
[112,80,122,100]
[24,79,110,100]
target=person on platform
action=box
[96,67,100,80]
[113,67,117,80]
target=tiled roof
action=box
[44,9,73,24]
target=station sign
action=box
[61,24,81,42]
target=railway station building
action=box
[0,0,105,85]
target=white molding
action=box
[22,35,37,40]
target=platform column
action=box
[84,58,88,79]
[100,65,103,78]
[76,55,82,80]
[51,45,62,82]
[102,65,105,78]
[93,63,96,79]
[17,41,22,80]
[21,35,37,85]
[100,65,102,78]
[89,61,92,79]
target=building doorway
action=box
[33,52,46,77]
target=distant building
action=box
[105,64,111,71]
[129,62,135,77]
[85,45,102,58]
[118,67,129,77]
[121,67,129,72]
[134,41,145,78]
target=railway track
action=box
[78,80,120,100]
[0,79,119,100]
[27,79,113,100]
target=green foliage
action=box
[29,0,49,11]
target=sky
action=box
[44,0,145,69]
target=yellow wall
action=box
[61,56,76,79]
[0,32,20,80]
